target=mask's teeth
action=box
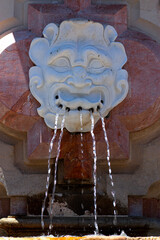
[89,108,94,113]
[78,106,82,111]
[97,105,100,111]
[66,107,70,112]
[58,104,63,109]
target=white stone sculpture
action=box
[29,20,128,132]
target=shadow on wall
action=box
[0,183,9,218]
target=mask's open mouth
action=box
[54,89,105,113]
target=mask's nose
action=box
[67,66,92,88]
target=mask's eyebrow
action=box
[82,46,112,67]
[48,44,75,64]
[48,43,112,67]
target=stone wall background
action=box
[92,0,160,43]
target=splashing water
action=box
[41,113,59,230]
[100,115,117,225]
[90,114,99,235]
[49,115,65,233]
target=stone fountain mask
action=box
[29,19,128,132]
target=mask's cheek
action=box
[88,68,115,86]
[43,66,72,85]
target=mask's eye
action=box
[87,59,105,74]
[51,57,70,72]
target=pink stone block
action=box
[78,4,127,35]
[64,0,91,11]
[10,196,27,216]
[28,4,74,36]
[28,4,127,36]
[128,195,143,217]
[143,198,160,218]
[0,198,10,217]
[60,130,93,180]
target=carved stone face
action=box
[29,20,128,132]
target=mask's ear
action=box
[104,25,118,45]
[29,23,58,66]
[29,38,49,66]
[109,42,127,70]
[111,69,128,109]
[43,23,58,45]
[104,25,127,70]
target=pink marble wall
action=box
[0,1,160,180]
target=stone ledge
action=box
[0,216,160,237]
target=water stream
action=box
[100,115,117,225]
[49,115,65,233]
[41,113,59,230]
[90,114,99,235]
[80,113,84,175]
[80,113,84,212]
[42,112,117,234]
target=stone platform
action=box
[1,235,160,240]
[0,216,160,237]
